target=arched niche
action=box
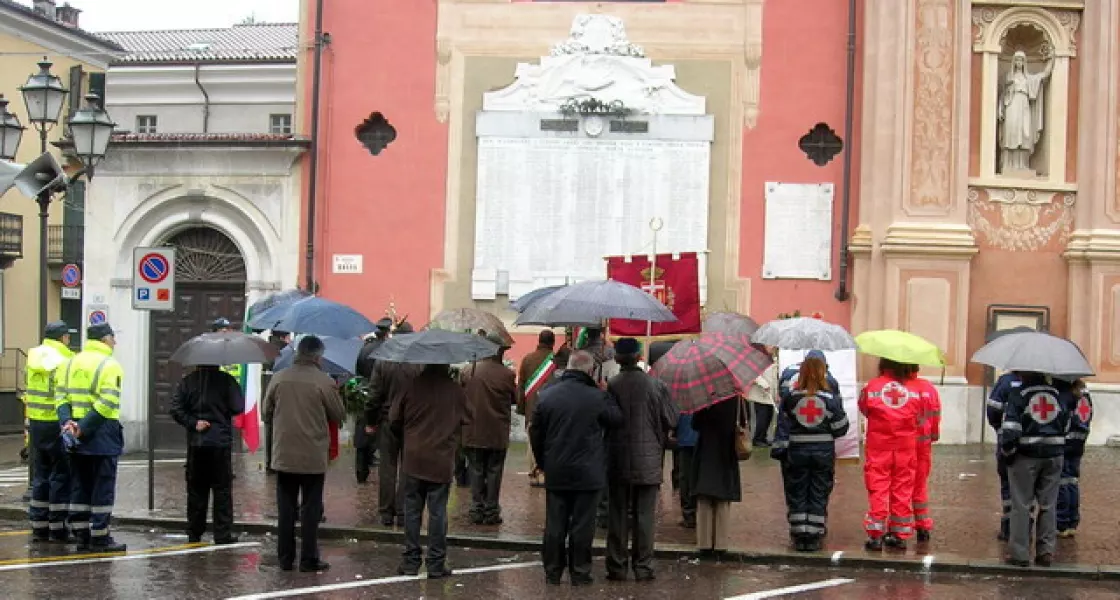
[972,6,1080,187]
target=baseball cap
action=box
[88,323,115,340]
[44,320,73,340]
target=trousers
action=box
[401,476,451,573]
[543,489,599,582]
[695,496,731,550]
[606,484,658,578]
[997,447,1011,536]
[913,443,933,532]
[1007,455,1062,562]
[28,421,69,538]
[677,447,697,525]
[377,423,404,520]
[186,446,234,541]
[781,449,836,539]
[275,471,325,568]
[466,447,506,522]
[751,402,775,445]
[68,454,119,544]
[863,444,916,539]
[1056,452,1082,532]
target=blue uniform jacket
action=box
[986,372,1019,431]
[1064,388,1092,456]
[999,378,1071,460]
[772,386,848,458]
[675,413,698,448]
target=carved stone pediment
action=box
[482,14,706,116]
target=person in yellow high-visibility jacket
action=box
[211,318,241,482]
[26,321,75,542]
[58,323,126,552]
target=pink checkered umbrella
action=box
[651,332,773,414]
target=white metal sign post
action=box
[132,247,176,311]
[130,246,176,511]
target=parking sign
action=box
[132,247,176,311]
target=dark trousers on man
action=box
[466,447,507,524]
[543,489,599,585]
[355,440,378,484]
[400,475,451,576]
[378,423,404,523]
[781,450,835,542]
[677,446,697,527]
[751,402,775,446]
[68,454,119,547]
[186,446,234,542]
[1056,452,1082,532]
[997,448,1012,538]
[606,484,658,580]
[29,421,69,540]
[275,471,325,569]
[455,445,470,487]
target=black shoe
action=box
[91,540,127,553]
[483,515,503,526]
[215,536,240,545]
[571,575,594,586]
[545,576,561,586]
[428,567,453,579]
[916,529,931,543]
[31,534,51,543]
[634,572,655,582]
[188,536,202,544]
[1035,554,1053,567]
[380,516,395,527]
[280,563,294,572]
[865,538,883,551]
[883,534,906,550]
[395,515,405,527]
[996,530,1009,541]
[606,572,627,581]
[356,475,369,484]
[1005,558,1030,568]
[679,519,696,529]
[468,515,484,525]
[793,538,808,552]
[299,560,330,573]
[49,534,71,544]
[397,564,420,576]
[808,537,824,552]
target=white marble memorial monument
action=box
[471,14,715,302]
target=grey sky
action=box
[56,0,300,32]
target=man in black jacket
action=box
[364,321,419,526]
[170,365,245,543]
[353,318,393,482]
[530,351,623,586]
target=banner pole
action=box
[646,217,664,364]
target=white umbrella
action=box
[971,331,1094,378]
[750,317,856,351]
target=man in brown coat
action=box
[517,330,555,486]
[262,335,346,572]
[391,363,467,578]
[605,338,678,582]
[462,333,518,524]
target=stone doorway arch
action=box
[148,226,248,454]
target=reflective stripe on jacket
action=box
[58,340,124,456]
[24,339,73,422]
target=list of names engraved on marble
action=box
[761,182,834,280]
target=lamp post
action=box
[18,58,68,336]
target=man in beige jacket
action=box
[263,335,346,573]
[747,356,779,447]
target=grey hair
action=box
[567,350,596,375]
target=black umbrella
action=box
[370,329,499,365]
[510,285,565,313]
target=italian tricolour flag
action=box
[233,301,261,452]
[523,353,556,399]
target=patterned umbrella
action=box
[651,333,773,414]
[426,308,514,346]
[703,311,761,336]
[750,317,856,351]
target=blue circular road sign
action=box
[61,264,81,287]
[139,253,170,284]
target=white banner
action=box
[779,348,860,460]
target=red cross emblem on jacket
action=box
[1028,392,1060,424]
[1075,396,1092,423]
[880,381,911,409]
[793,396,826,428]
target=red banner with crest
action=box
[605,252,702,337]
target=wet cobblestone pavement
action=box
[0,521,1115,599]
[1,444,1118,571]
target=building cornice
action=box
[0,4,123,69]
[878,223,980,258]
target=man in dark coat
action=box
[531,351,623,586]
[364,322,420,526]
[461,333,517,525]
[170,365,245,544]
[353,318,393,482]
[604,338,677,581]
[391,364,468,578]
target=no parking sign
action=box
[132,247,176,311]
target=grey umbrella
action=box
[971,331,1094,377]
[272,336,364,376]
[170,331,279,366]
[514,279,677,327]
[750,317,856,351]
[370,329,500,365]
[510,285,565,313]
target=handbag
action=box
[734,397,752,461]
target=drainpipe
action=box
[304,0,326,292]
[194,62,211,133]
[834,0,858,302]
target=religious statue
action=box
[997,51,1053,176]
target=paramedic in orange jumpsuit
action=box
[907,365,941,542]
[858,358,924,551]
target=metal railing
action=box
[47,224,84,264]
[0,213,23,258]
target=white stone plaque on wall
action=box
[762,182,834,280]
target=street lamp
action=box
[18,58,67,154]
[67,94,116,176]
[0,95,25,161]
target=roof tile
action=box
[97,23,297,64]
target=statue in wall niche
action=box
[997,51,1053,176]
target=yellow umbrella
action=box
[854,329,946,367]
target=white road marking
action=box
[0,541,260,572]
[724,578,856,600]
[922,554,934,570]
[224,560,542,600]
[830,550,843,565]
